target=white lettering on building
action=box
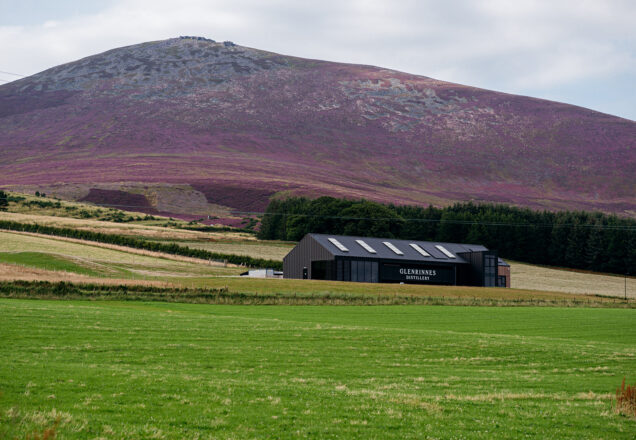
[399,268,437,277]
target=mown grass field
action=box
[162,239,294,260]
[0,300,635,439]
[511,261,634,298]
[0,210,253,242]
[0,231,243,282]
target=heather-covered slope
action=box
[0,37,634,216]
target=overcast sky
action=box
[0,0,634,120]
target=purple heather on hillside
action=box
[0,37,634,215]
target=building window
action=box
[484,254,497,287]
[347,260,378,282]
[351,260,359,282]
[498,275,506,287]
[311,261,328,280]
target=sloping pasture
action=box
[0,231,243,281]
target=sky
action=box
[0,0,634,120]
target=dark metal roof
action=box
[498,258,510,267]
[308,233,489,264]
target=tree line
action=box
[0,220,282,270]
[258,197,636,275]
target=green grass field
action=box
[3,192,635,439]
[1,299,635,439]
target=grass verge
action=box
[0,280,633,307]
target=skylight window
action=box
[435,245,456,258]
[356,239,376,254]
[328,237,349,252]
[383,241,404,255]
[409,243,431,257]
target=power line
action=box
[231,210,636,231]
[61,201,636,231]
[0,70,26,77]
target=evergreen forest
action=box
[258,197,636,275]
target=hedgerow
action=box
[0,280,632,307]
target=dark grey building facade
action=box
[283,233,509,287]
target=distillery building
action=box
[283,233,510,287]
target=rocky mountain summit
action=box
[0,37,634,217]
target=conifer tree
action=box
[0,190,8,211]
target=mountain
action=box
[1,37,634,219]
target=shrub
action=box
[614,377,636,418]
[7,195,25,203]
[23,200,60,209]
[25,416,60,440]
[0,190,7,211]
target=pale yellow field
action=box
[510,261,634,298]
[0,211,255,241]
[0,262,172,286]
[174,240,294,260]
[7,230,241,266]
[0,231,243,280]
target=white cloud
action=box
[0,0,634,118]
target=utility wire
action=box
[57,201,636,231]
[0,70,26,77]
[230,211,636,231]
[0,70,26,84]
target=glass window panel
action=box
[435,245,456,258]
[365,261,372,282]
[371,262,379,283]
[383,241,404,255]
[356,240,377,254]
[328,237,349,252]
[409,243,431,257]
